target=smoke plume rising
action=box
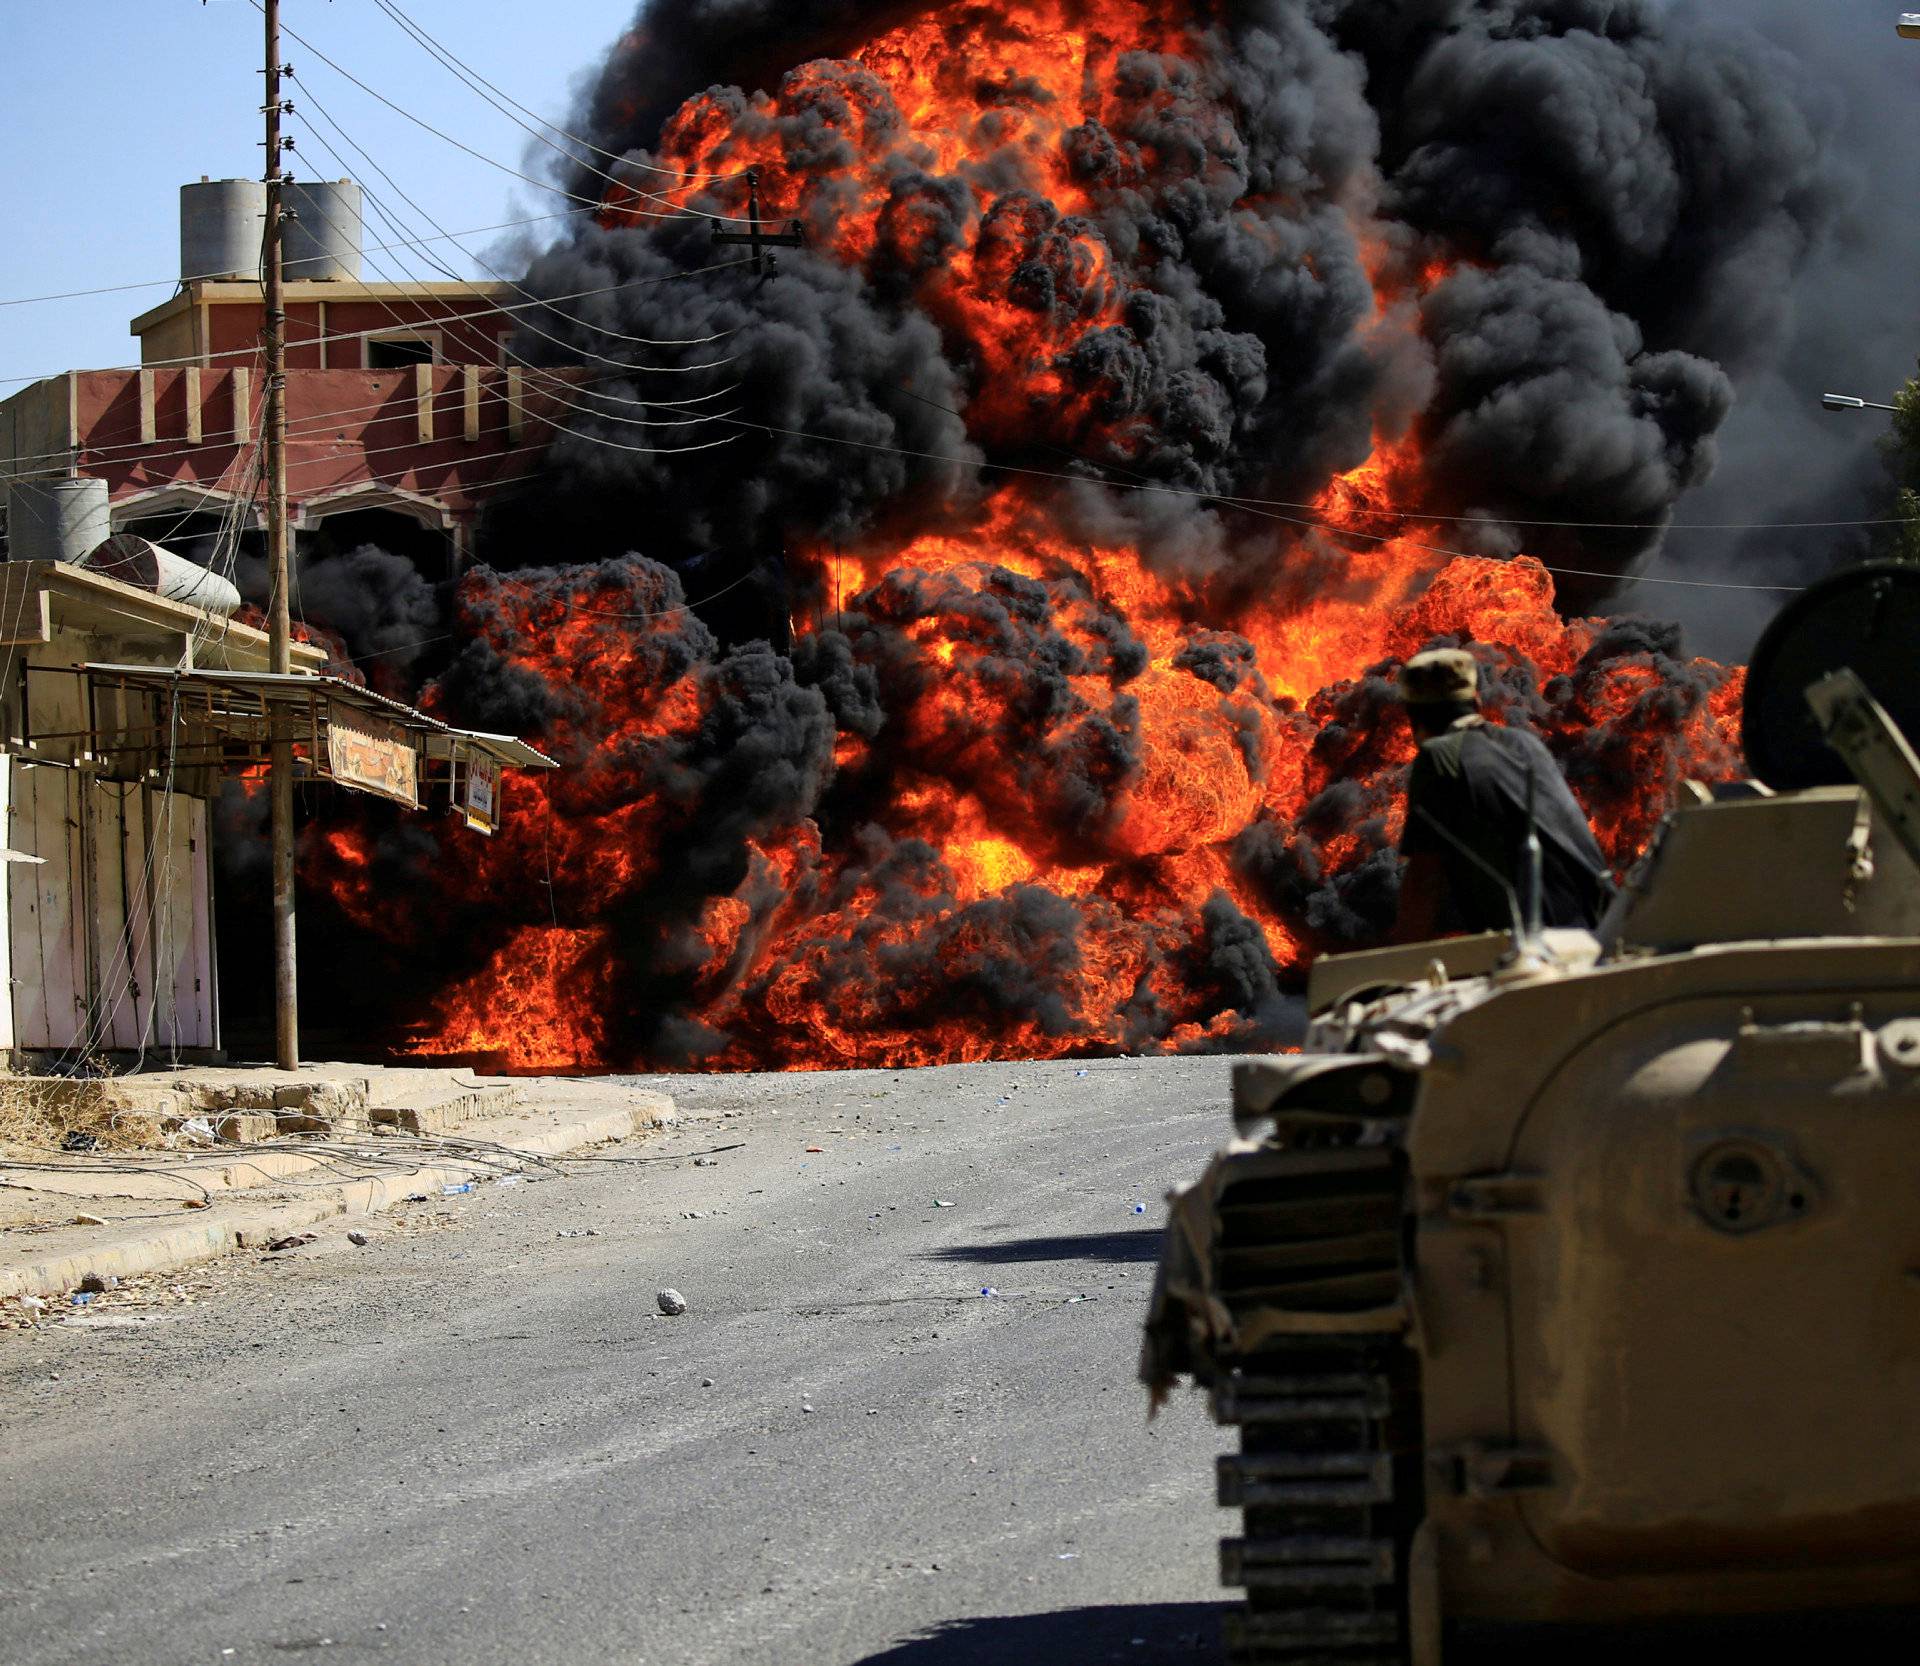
[265,0,1864,1069]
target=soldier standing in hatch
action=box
[1392,648,1615,942]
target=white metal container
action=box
[7,477,112,565]
[283,179,365,282]
[181,177,267,282]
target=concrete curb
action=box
[0,1093,672,1302]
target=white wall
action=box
[6,763,217,1057]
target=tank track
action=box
[1209,1145,1422,1666]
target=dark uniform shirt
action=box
[1399,716,1614,934]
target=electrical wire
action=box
[0,209,598,310]
[713,416,1817,595]
[286,80,745,372]
[0,257,755,397]
[368,0,750,222]
[3,357,745,482]
[240,158,748,435]
[261,2,763,226]
[369,0,745,183]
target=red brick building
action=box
[2,264,578,575]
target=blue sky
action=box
[0,0,641,386]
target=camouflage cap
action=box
[1398,648,1479,706]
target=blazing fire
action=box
[303,0,1754,1071]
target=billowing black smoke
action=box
[242,1,1880,1068]
[478,0,1842,610]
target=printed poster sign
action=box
[326,709,418,807]
[463,752,500,835]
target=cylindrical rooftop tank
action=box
[7,478,113,565]
[181,177,267,282]
[81,534,242,616]
[283,180,364,282]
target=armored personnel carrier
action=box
[1141,563,1920,1663]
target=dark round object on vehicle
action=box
[1742,561,1920,790]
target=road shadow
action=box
[923,1228,1164,1266]
[852,1602,1223,1664]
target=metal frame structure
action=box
[36,666,554,816]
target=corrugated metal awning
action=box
[80,666,557,765]
[423,729,558,770]
[72,665,556,821]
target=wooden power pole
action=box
[710,170,806,276]
[264,0,299,1069]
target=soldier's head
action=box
[1398,649,1481,739]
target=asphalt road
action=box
[0,1057,1239,1666]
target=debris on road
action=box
[656,1288,688,1316]
[701,1377,714,1388]
[441,1182,475,1197]
[933,1199,955,1208]
[72,1213,107,1228]
[346,1231,370,1247]
[61,1312,171,1330]
[555,1228,599,1239]
[77,1271,116,1294]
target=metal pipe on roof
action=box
[81,534,242,615]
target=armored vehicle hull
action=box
[1143,566,1920,1662]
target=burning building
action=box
[0,177,587,586]
[288,0,1836,1072]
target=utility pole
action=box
[710,169,806,277]
[264,0,299,1069]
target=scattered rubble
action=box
[656,1288,687,1316]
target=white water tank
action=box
[81,534,242,615]
[284,180,364,282]
[181,177,267,282]
[7,478,113,565]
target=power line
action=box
[367,0,747,222]
[288,89,743,351]
[0,209,596,310]
[0,255,755,392]
[713,416,1814,595]
[2,360,738,479]
[260,1,761,226]
[269,125,741,439]
[283,80,739,381]
[369,0,743,183]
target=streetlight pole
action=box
[264,0,299,1070]
[1822,393,1900,414]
